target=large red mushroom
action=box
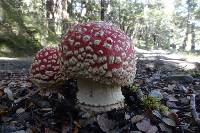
[30,47,64,91]
[60,22,136,112]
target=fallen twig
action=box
[190,94,200,127]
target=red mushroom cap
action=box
[60,22,136,86]
[30,47,64,89]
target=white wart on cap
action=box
[60,22,136,112]
[30,47,64,91]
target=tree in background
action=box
[0,0,41,57]
[174,0,200,51]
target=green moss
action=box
[142,95,169,115]
[142,96,160,110]
[130,84,139,92]
[188,70,200,77]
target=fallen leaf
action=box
[162,117,176,127]
[152,110,162,119]
[146,126,158,133]
[167,112,179,123]
[136,119,152,132]
[166,101,177,108]
[159,123,173,133]
[8,81,17,87]
[180,97,189,104]
[167,95,178,102]
[131,115,145,123]
[97,113,116,133]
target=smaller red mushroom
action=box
[30,47,64,91]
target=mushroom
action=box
[60,22,136,112]
[30,47,64,92]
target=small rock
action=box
[179,122,190,130]
[149,90,163,100]
[12,130,26,133]
[125,113,131,120]
[16,108,25,114]
[170,109,179,113]
[4,87,14,101]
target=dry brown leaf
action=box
[45,128,58,133]
[0,89,4,97]
[72,127,79,133]
[0,105,9,115]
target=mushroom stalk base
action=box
[77,79,125,113]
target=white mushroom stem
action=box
[77,79,125,113]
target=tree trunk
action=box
[145,26,149,49]
[191,23,195,52]
[0,2,3,22]
[182,0,191,51]
[46,0,55,32]
[101,0,106,21]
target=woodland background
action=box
[0,0,200,57]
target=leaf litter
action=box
[1,57,200,133]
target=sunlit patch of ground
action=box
[0,57,32,61]
[135,48,200,70]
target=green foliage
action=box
[142,95,169,114]
[142,96,160,110]
[130,85,139,92]
[187,69,200,77]
[0,34,41,57]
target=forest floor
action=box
[1,50,200,133]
